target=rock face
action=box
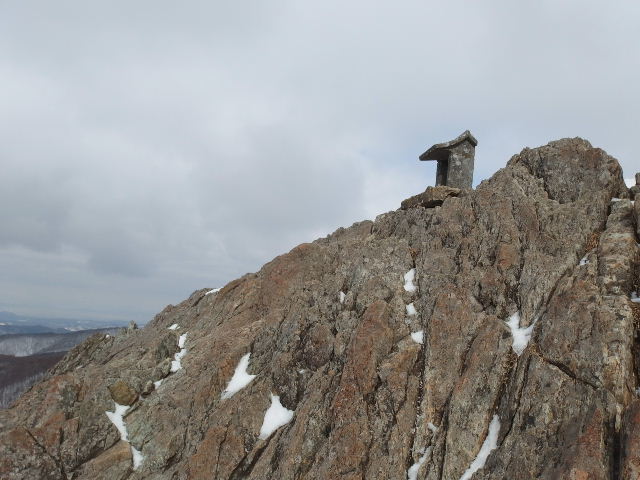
[0,138,639,480]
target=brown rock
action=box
[108,380,138,406]
[73,440,132,480]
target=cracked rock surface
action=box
[1,138,639,479]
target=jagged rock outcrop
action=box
[0,138,639,479]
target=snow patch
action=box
[411,330,424,345]
[459,415,500,480]
[611,197,622,202]
[505,312,534,356]
[153,379,163,388]
[131,446,144,470]
[105,403,130,441]
[406,303,418,316]
[404,268,417,293]
[631,292,640,303]
[206,288,221,295]
[259,394,294,439]
[171,349,187,372]
[427,422,438,433]
[170,334,188,372]
[579,255,589,266]
[339,291,346,304]
[105,402,144,470]
[168,324,179,330]
[222,353,257,399]
[407,447,431,480]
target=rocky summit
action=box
[1,138,640,480]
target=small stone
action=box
[142,380,155,396]
[153,358,172,380]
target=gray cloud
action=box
[1,0,638,322]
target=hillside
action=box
[0,138,638,479]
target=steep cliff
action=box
[1,138,639,480]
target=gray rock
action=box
[630,172,640,199]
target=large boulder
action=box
[108,380,138,406]
[400,185,461,209]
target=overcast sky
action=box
[1,1,638,323]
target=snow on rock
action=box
[105,402,144,470]
[411,331,424,345]
[153,379,164,388]
[404,269,418,292]
[131,446,144,470]
[407,447,431,480]
[170,334,188,372]
[339,291,346,304]
[259,394,294,440]
[206,288,221,295]
[579,255,589,266]
[406,303,418,316]
[459,415,501,480]
[631,291,640,303]
[168,324,179,330]
[105,403,130,441]
[221,353,257,399]
[505,312,534,356]
[427,422,438,433]
[611,197,622,202]
[171,349,187,372]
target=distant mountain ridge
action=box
[0,328,122,357]
[0,311,130,335]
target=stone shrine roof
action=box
[419,130,478,161]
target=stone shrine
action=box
[419,130,477,189]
